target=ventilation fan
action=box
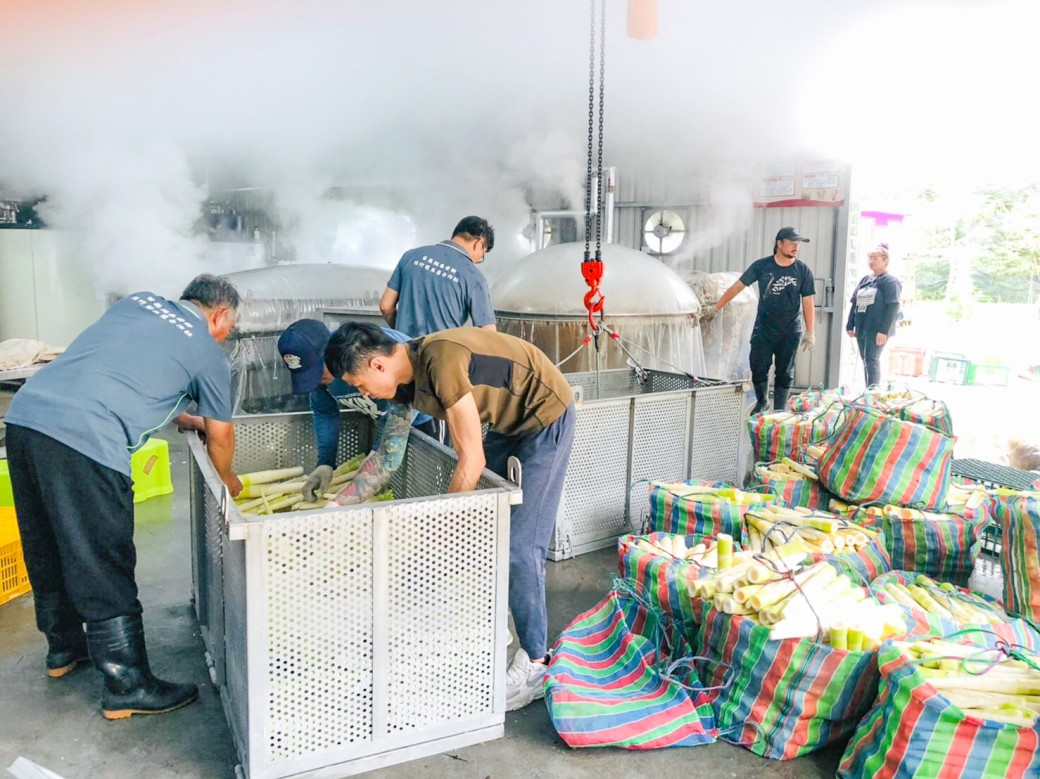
[643,209,686,254]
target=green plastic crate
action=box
[0,460,12,508]
[928,352,970,384]
[967,362,1010,387]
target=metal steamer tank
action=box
[492,243,746,559]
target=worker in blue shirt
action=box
[379,215,498,336]
[276,319,433,503]
[5,274,241,720]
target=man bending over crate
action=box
[325,323,576,710]
[5,274,242,719]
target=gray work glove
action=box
[699,306,719,325]
[801,332,816,352]
[303,465,334,502]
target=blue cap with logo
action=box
[277,319,332,395]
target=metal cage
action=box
[188,411,518,778]
[549,369,745,560]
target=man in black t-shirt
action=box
[702,227,817,413]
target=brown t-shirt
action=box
[395,328,573,438]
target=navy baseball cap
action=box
[775,226,810,243]
[277,319,332,395]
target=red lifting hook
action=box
[581,258,605,330]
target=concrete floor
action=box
[0,431,872,779]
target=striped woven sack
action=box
[898,397,954,437]
[618,533,700,634]
[816,404,955,511]
[647,481,774,539]
[697,603,880,760]
[748,461,825,510]
[991,490,1040,621]
[544,586,720,749]
[852,500,989,587]
[837,641,1040,778]
[788,387,837,412]
[869,571,1040,652]
[747,408,840,464]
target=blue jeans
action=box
[483,403,576,659]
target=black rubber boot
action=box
[773,388,790,412]
[751,383,770,415]
[33,591,89,678]
[86,614,198,720]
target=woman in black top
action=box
[847,243,902,387]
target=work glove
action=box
[303,465,334,502]
[800,332,816,352]
[699,306,719,325]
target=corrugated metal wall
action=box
[609,171,850,387]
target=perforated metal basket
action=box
[549,369,744,560]
[188,411,518,779]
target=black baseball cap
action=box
[277,319,331,394]
[775,227,810,243]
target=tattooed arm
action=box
[333,400,411,504]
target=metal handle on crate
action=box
[507,456,522,487]
[571,384,584,409]
[220,485,232,534]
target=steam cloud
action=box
[0,0,1036,298]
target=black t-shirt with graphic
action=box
[740,255,816,336]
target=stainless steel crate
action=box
[549,369,744,560]
[188,411,518,779]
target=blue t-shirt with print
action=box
[387,240,496,336]
[309,326,430,468]
[6,293,232,475]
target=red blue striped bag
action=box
[990,490,1040,621]
[747,407,841,464]
[838,641,1040,778]
[696,603,880,759]
[647,481,774,539]
[817,404,954,511]
[544,586,720,749]
[747,461,826,510]
[850,497,989,587]
[617,533,700,634]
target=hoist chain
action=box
[581,0,607,335]
[583,0,596,264]
[595,0,606,259]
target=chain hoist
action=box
[581,0,607,341]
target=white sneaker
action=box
[505,648,549,711]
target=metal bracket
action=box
[571,385,584,409]
[627,357,649,385]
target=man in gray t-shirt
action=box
[5,274,241,721]
[380,215,498,337]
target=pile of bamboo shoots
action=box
[234,454,391,515]
[745,505,881,555]
[900,638,1040,726]
[688,541,906,645]
[754,457,819,483]
[830,485,987,526]
[877,574,1012,626]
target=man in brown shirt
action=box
[325,323,576,711]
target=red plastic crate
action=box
[887,346,926,377]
